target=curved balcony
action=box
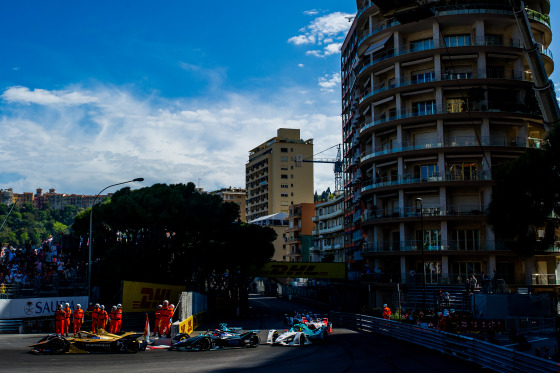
[357,37,553,78]
[361,170,492,194]
[360,136,543,164]
[358,4,550,50]
[360,102,541,136]
[362,239,504,253]
[362,204,487,225]
[359,69,532,106]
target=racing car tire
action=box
[299,334,306,347]
[125,341,140,353]
[198,337,211,351]
[51,338,69,354]
[248,335,260,348]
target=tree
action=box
[488,126,560,253]
[72,182,276,307]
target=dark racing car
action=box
[168,329,260,351]
[29,331,148,354]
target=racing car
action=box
[29,331,148,354]
[267,322,328,346]
[168,329,260,351]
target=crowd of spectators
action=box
[0,236,86,298]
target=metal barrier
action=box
[0,320,23,334]
[330,311,559,373]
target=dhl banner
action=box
[122,281,185,313]
[179,316,194,335]
[256,262,346,279]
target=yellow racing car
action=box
[30,331,148,354]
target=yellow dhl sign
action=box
[179,316,194,335]
[122,281,185,313]
[256,262,346,279]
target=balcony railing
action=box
[360,101,539,134]
[361,170,492,193]
[363,204,487,222]
[360,69,531,103]
[361,136,538,162]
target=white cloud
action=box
[2,86,99,106]
[319,73,341,92]
[288,11,352,58]
[0,85,341,195]
[298,63,304,68]
[287,34,316,46]
[303,9,319,16]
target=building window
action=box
[281,193,289,197]
[281,184,288,188]
[446,98,471,113]
[449,163,477,180]
[281,167,288,171]
[451,229,480,250]
[281,156,289,162]
[411,71,435,84]
[416,229,441,250]
[281,174,288,179]
[281,148,288,152]
[410,37,433,52]
[444,34,471,47]
[413,100,436,116]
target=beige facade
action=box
[210,187,247,222]
[245,128,314,222]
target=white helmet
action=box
[65,303,69,307]
[95,303,100,308]
[101,305,105,309]
[112,305,117,310]
[117,304,122,308]
[76,304,81,309]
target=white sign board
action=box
[0,296,89,319]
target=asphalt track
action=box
[0,295,489,373]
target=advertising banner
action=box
[0,296,88,319]
[256,262,346,279]
[122,281,185,313]
[178,315,194,335]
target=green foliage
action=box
[314,187,332,202]
[488,125,560,253]
[0,202,80,247]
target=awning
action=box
[364,35,392,55]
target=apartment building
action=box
[342,0,555,305]
[211,187,247,222]
[245,128,314,222]
[284,203,316,262]
[311,192,345,263]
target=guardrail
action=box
[330,311,558,373]
[0,320,23,334]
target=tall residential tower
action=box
[341,0,555,305]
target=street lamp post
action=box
[88,178,144,303]
[416,197,426,312]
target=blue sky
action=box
[0,1,558,196]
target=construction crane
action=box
[296,144,343,193]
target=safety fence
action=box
[0,319,23,334]
[330,311,559,373]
